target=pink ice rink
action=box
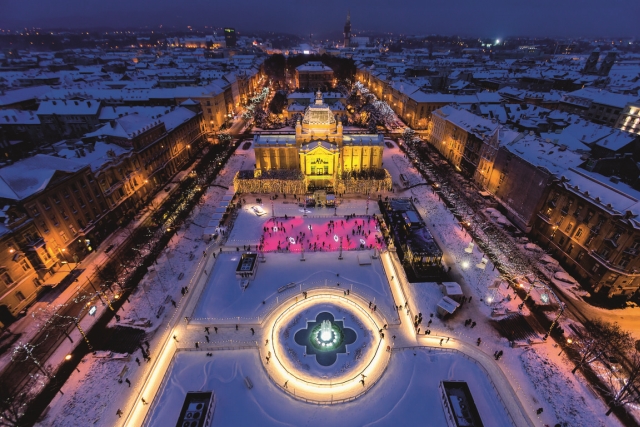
[257,216,385,252]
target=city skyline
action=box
[1,0,639,38]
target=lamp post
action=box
[86,276,111,309]
[57,248,72,271]
[558,338,573,356]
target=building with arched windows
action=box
[236,91,391,194]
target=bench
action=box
[277,282,296,293]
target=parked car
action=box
[252,206,266,216]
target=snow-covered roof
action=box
[0,154,86,201]
[562,88,639,109]
[0,109,41,125]
[0,86,52,107]
[559,168,640,222]
[504,134,584,176]
[296,62,333,72]
[98,106,171,121]
[159,107,197,132]
[37,99,101,116]
[54,141,130,173]
[87,113,161,139]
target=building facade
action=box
[250,91,387,191]
[532,168,640,297]
[295,62,335,91]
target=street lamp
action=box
[558,338,573,356]
[57,248,72,271]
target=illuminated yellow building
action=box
[252,91,386,190]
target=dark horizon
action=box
[1,0,638,39]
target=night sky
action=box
[1,0,637,37]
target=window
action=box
[575,228,583,238]
[69,225,77,235]
[53,195,60,204]
[591,264,600,274]
[559,237,566,246]
[610,230,623,243]
[30,206,40,217]
[59,231,68,243]
[20,259,30,271]
[15,291,25,302]
[619,258,631,268]
[600,247,611,259]
[40,221,50,233]
[565,223,573,233]
[43,201,51,210]
[1,272,13,286]
[584,211,594,223]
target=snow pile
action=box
[554,271,578,284]
[520,348,606,427]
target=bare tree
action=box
[571,320,632,374]
[602,350,640,416]
[0,388,30,427]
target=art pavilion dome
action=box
[302,90,336,126]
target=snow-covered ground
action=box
[144,348,514,427]
[38,140,627,427]
[192,251,397,325]
[383,141,624,427]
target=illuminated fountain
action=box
[317,320,336,346]
[295,312,356,366]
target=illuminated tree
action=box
[571,320,631,374]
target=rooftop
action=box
[0,154,86,201]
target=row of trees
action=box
[349,81,397,132]
[262,54,356,89]
[0,141,237,426]
[566,320,640,416]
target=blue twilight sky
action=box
[0,0,637,37]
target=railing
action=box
[266,293,389,389]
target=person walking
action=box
[477,338,482,346]
[214,327,218,333]
[283,380,288,389]
[205,335,210,343]
[125,378,131,387]
[440,339,444,346]
[251,328,255,335]
[116,409,123,418]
